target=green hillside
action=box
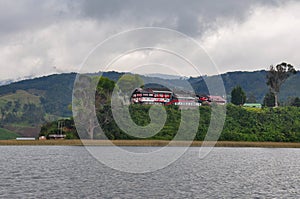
[0,90,41,105]
[221,70,268,102]
[0,127,20,140]
[0,70,299,118]
[190,70,300,103]
[40,100,300,142]
[0,70,299,138]
[220,71,300,103]
[0,90,45,126]
[42,82,300,142]
[0,71,125,118]
[0,73,77,117]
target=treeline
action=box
[98,104,300,142]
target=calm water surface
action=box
[0,146,299,198]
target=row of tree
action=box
[231,85,300,107]
[230,62,298,107]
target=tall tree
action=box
[73,75,99,139]
[73,75,116,139]
[95,77,116,128]
[263,91,275,107]
[114,74,144,105]
[266,62,297,107]
[231,86,246,105]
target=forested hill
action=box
[0,70,299,138]
[0,70,300,118]
[221,70,300,102]
[0,73,76,117]
[191,70,300,103]
[0,71,124,117]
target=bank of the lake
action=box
[40,105,300,142]
[1,139,300,148]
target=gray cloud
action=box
[0,0,298,80]
[79,0,280,36]
[0,1,78,35]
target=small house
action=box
[243,103,262,108]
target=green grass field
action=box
[0,127,20,140]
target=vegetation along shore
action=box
[2,140,300,148]
[1,63,300,145]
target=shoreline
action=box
[1,140,300,148]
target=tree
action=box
[113,74,144,105]
[291,97,300,107]
[73,75,116,139]
[73,75,99,139]
[94,76,115,106]
[21,103,45,125]
[95,77,116,128]
[231,86,246,105]
[246,92,257,103]
[13,100,21,117]
[266,62,297,107]
[117,74,144,95]
[263,91,275,107]
[39,118,79,139]
[4,101,12,112]
[0,108,5,121]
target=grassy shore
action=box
[1,139,300,148]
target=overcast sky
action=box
[0,0,299,81]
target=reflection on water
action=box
[0,146,299,198]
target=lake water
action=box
[0,146,299,198]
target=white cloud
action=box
[201,1,300,73]
[0,18,129,80]
[0,0,299,80]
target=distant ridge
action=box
[144,73,187,80]
[0,79,13,86]
[0,70,300,118]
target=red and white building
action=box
[131,88,226,106]
[131,88,173,105]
